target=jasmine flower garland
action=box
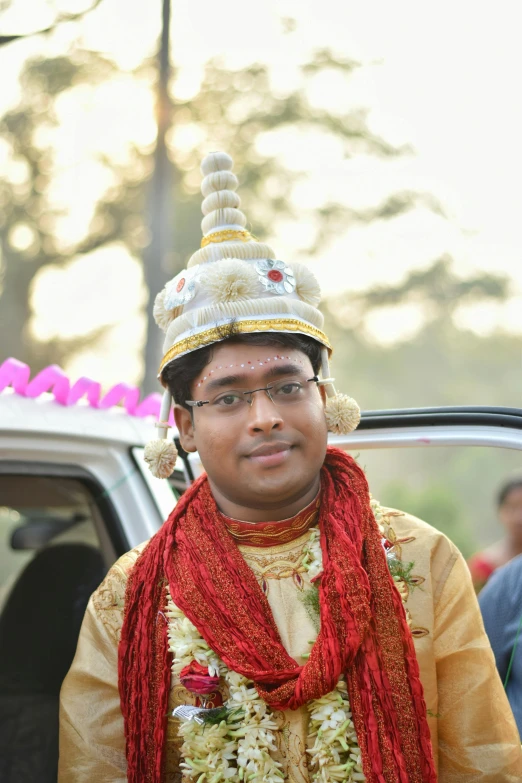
[166,498,412,783]
[307,679,365,782]
[166,591,283,783]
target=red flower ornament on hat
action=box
[164,267,198,310]
[255,259,296,295]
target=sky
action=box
[1,0,521,380]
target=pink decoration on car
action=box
[0,357,173,423]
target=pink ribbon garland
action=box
[0,357,174,424]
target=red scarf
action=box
[119,448,436,783]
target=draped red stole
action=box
[119,447,436,783]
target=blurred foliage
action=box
[324,256,516,410]
[0,17,520,553]
[0,39,433,378]
[167,52,440,267]
[0,0,104,46]
[342,254,509,321]
[0,50,149,367]
[327,258,520,553]
[381,479,475,557]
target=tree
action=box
[0,51,151,370]
[323,256,520,552]
[0,38,436,390]
[324,255,515,410]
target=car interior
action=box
[0,475,112,783]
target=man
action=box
[480,552,522,734]
[468,475,522,592]
[59,151,522,782]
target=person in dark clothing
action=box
[479,552,522,735]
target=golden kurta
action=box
[58,508,522,782]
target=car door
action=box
[331,406,522,563]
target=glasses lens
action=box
[209,391,248,413]
[269,379,307,403]
[203,376,317,416]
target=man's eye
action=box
[275,383,302,396]
[215,393,242,406]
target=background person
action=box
[479,552,522,735]
[468,476,522,592]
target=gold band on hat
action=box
[201,229,252,248]
[159,318,332,376]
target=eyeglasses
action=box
[186,375,319,418]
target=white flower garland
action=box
[167,502,406,783]
[166,592,283,783]
[307,678,365,782]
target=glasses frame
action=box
[185,375,320,412]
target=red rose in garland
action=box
[180,661,220,696]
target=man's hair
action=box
[497,475,522,508]
[162,330,323,410]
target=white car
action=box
[1,373,522,781]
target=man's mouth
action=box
[246,442,293,467]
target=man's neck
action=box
[208,474,321,523]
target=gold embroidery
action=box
[380,509,429,639]
[223,504,318,547]
[271,709,310,783]
[92,544,145,640]
[241,534,313,595]
[201,229,252,247]
[159,319,331,372]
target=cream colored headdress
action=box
[144,151,360,478]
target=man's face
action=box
[174,341,328,513]
[499,486,522,547]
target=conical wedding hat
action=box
[145,151,360,478]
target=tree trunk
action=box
[142,0,175,395]
[0,249,40,368]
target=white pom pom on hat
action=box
[199,258,259,304]
[153,289,180,334]
[290,263,321,308]
[143,389,178,479]
[325,394,361,435]
[318,347,361,435]
[144,439,178,479]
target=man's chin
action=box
[239,466,306,505]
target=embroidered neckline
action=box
[219,495,319,547]
[166,497,423,783]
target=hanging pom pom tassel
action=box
[325,393,361,435]
[143,389,178,478]
[319,347,361,435]
[144,439,178,478]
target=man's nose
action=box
[247,390,284,434]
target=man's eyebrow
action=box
[203,363,305,393]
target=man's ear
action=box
[174,404,197,453]
[319,384,327,406]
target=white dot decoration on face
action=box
[195,355,304,388]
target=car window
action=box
[0,473,114,783]
[346,445,522,559]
